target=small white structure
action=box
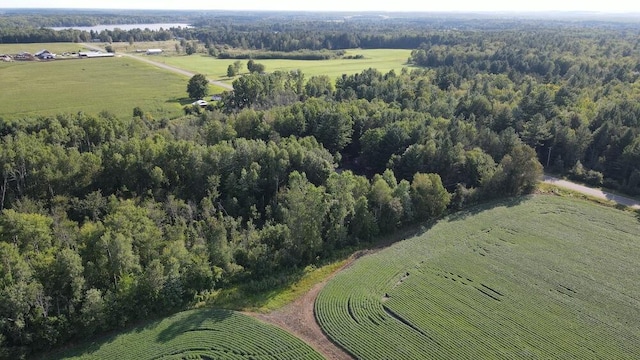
[79,51,115,58]
[146,49,163,55]
[35,49,56,60]
[191,100,208,107]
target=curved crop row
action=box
[53,309,323,360]
[316,196,640,359]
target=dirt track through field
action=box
[543,175,640,209]
[249,255,365,360]
[81,43,233,90]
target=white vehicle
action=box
[191,100,208,107]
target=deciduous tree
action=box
[410,172,450,220]
[186,74,209,100]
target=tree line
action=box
[3,13,640,359]
[0,64,543,357]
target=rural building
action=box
[14,52,35,61]
[35,49,56,60]
[78,51,115,58]
[146,49,163,55]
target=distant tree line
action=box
[0,10,191,28]
[217,49,341,61]
[4,14,640,55]
[0,25,180,44]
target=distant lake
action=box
[50,23,192,32]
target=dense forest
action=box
[2,11,640,359]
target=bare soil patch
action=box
[248,251,372,360]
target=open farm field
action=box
[0,42,93,55]
[106,40,183,54]
[0,54,191,120]
[316,195,640,359]
[49,308,323,360]
[147,48,413,84]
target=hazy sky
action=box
[1,0,640,13]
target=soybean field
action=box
[51,308,323,360]
[316,195,640,359]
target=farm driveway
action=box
[543,175,640,209]
[81,43,233,90]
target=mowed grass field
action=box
[49,308,323,360]
[0,42,93,55]
[145,48,414,84]
[1,43,411,120]
[316,195,640,359]
[0,45,196,120]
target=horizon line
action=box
[1,7,640,14]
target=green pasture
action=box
[106,40,183,55]
[316,195,640,359]
[146,48,413,84]
[0,53,197,120]
[49,308,323,360]
[0,42,91,55]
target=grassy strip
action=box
[206,260,349,313]
[203,219,432,314]
[538,182,638,211]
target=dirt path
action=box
[543,175,640,209]
[249,253,372,360]
[81,43,233,90]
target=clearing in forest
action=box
[146,48,413,84]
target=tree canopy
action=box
[186,74,209,100]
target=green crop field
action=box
[144,49,413,85]
[0,52,198,120]
[50,308,323,360]
[316,195,640,359]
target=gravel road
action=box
[543,175,640,209]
